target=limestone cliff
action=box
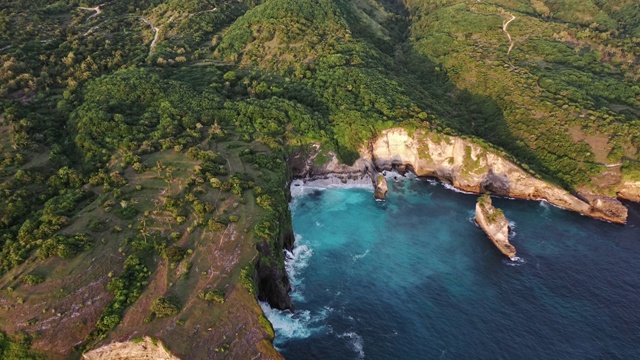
[369,128,628,224]
[475,196,516,258]
[618,179,640,202]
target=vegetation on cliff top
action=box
[478,195,505,224]
[0,0,638,357]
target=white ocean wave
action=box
[260,302,329,344]
[285,239,313,301]
[508,220,517,239]
[383,170,416,182]
[352,249,370,261]
[424,178,438,185]
[338,331,365,359]
[441,182,475,194]
[289,176,373,199]
[505,256,526,266]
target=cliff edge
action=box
[83,337,179,360]
[370,128,628,224]
[475,196,516,258]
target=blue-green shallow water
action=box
[262,178,640,360]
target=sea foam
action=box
[338,332,365,359]
[259,302,329,345]
[285,235,313,302]
[441,181,475,194]
[352,249,370,262]
[290,176,373,199]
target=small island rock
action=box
[475,195,516,258]
[374,174,388,200]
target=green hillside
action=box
[0,0,638,358]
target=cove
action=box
[262,177,640,360]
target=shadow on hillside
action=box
[342,0,569,189]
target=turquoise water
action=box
[262,178,640,360]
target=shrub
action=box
[115,206,139,220]
[163,246,186,263]
[208,218,226,232]
[199,289,225,304]
[22,274,44,286]
[151,296,180,318]
[258,314,275,341]
[88,218,108,232]
[240,266,255,295]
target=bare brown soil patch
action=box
[568,126,611,163]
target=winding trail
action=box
[604,162,623,168]
[140,17,160,55]
[502,14,516,55]
[78,3,105,21]
[83,23,101,36]
[189,7,218,17]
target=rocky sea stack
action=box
[475,195,516,259]
[374,174,388,200]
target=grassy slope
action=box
[404,0,640,190]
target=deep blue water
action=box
[262,178,640,360]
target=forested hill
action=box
[0,0,638,358]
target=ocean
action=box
[261,176,640,360]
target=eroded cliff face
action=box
[619,179,640,202]
[475,196,516,258]
[369,128,628,224]
[289,145,372,180]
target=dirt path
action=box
[140,17,160,55]
[189,7,218,17]
[503,14,516,56]
[79,3,105,21]
[83,22,105,36]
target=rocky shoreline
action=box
[371,128,633,224]
[288,129,635,224]
[260,127,637,359]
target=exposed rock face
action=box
[289,145,372,180]
[84,337,179,360]
[576,192,629,223]
[475,196,516,258]
[374,174,388,200]
[369,128,628,224]
[256,223,294,310]
[618,179,640,202]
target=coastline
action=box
[261,129,638,356]
[289,175,374,199]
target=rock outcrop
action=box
[256,222,295,311]
[288,129,631,222]
[84,337,179,360]
[475,196,516,258]
[289,145,372,181]
[618,179,640,202]
[289,145,376,190]
[369,128,628,224]
[374,174,388,200]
